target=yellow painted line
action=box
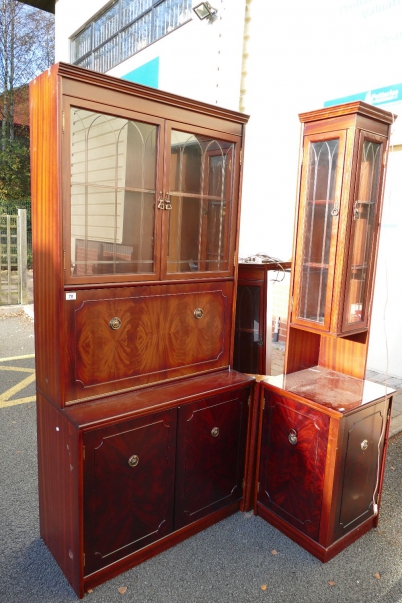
[0,396,36,409]
[0,366,35,373]
[0,371,36,408]
[0,354,35,362]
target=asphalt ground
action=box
[0,311,401,603]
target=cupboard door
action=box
[83,409,176,575]
[258,391,329,540]
[174,388,249,529]
[333,400,388,540]
[292,131,346,332]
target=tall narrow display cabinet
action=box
[30,63,253,598]
[254,102,396,561]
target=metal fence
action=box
[0,210,28,305]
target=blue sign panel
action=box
[122,57,159,89]
[324,83,402,108]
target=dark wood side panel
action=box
[30,69,63,405]
[258,391,330,541]
[174,388,249,529]
[83,408,177,576]
[36,394,82,596]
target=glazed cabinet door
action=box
[233,276,264,374]
[340,132,387,333]
[292,131,347,332]
[64,98,165,285]
[83,408,177,576]
[258,390,330,540]
[174,388,249,529]
[162,123,240,280]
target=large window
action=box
[71,0,192,73]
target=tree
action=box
[0,0,54,207]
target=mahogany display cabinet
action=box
[253,102,396,561]
[233,261,291,375]
[30,63,254,597]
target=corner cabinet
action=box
[30,63,253,598]
[252,102,396,563]
[291,103,392,338]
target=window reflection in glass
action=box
[70,108,157,276]
[167,130,234,273]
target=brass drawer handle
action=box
[194,308,203,319]
[288,429,297,445]
[128,455,139,467]
[211,427,220,438]
[361,439,369,451]
[109,317,122,330]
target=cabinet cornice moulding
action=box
[53,62,250,125]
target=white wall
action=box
[55,0,246,111]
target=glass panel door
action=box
[233,284,261,374]
[69,106,159,279]
[165,129,235,275]
[342,134,384,330]
[293,132,346,330]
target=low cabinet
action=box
[256,371,393,561]
[37,374,253,597]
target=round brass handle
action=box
[109,317,122,330]
[128,455,139,467]
[361,440,369,451]
[211,427,220,438]
[288,429,297,445]
[194,308,203,319]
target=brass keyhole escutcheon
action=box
[194,308,203,319]
[109,317,122,330]
[361,439,369,451]
[288,429,297,445]
[128,455,139,467]
[211,427,220,438]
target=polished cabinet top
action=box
[262,366,394,414]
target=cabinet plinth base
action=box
[84,502,240,596]
[256,503,377,563]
